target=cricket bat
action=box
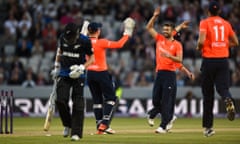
[43,80,57,131]
[80,20,90,36]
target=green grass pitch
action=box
[0,117,239,144]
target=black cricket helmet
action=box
[63,22,79,44]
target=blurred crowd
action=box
[0,0,240,88]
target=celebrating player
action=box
[52,22,94,141]
[146,7,194,134]
[196,1,239,137]
[86,18,135,134]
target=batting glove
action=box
[69,64,85,79]
[123,17,135,36]
[70,64,85,72]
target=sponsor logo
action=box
[62,51,79,58]
[13,98,223,117]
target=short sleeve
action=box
[155,33,165,41]
[175,62,183,69]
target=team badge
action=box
[74,45,81,49]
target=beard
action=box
[163,33,171,38]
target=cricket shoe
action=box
[225,97,235,121]
[63,127,71,137]
[96,123,108,134]
[166,115,177,131]
[203,128,215,137]
[104,127,116,134]
[147,114,154,127]
[71,135,80,141]
[155,127,167,134]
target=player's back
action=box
[201,16,234,58]
[87,38,108,71]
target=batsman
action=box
[51,22,94,141]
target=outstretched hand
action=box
[180,21,190,29]
[123,17,136,36]
[153,7,161,16]
[175,21,190,32]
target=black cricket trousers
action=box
[87,70,117,126]
[201,58,232,128]
[151,70,177,129]
[56,77,85,138]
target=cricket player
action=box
[52,22,94,141]
[146,7,194,134]
[86,18,135,134]
[196,1,239,137]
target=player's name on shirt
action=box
[211,42,227,47]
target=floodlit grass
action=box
[0,117,239,144]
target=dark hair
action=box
[162,21,175,29]
[88,22,102,34]
[208,1,220,16]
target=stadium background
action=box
[0,0,239,117]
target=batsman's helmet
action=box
[63,23,79,44]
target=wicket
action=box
[0,90,14,134]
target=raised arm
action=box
[174,21,190,32]
[146,7,160,38]
[100,17,135,49]
[100,35,129,49]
